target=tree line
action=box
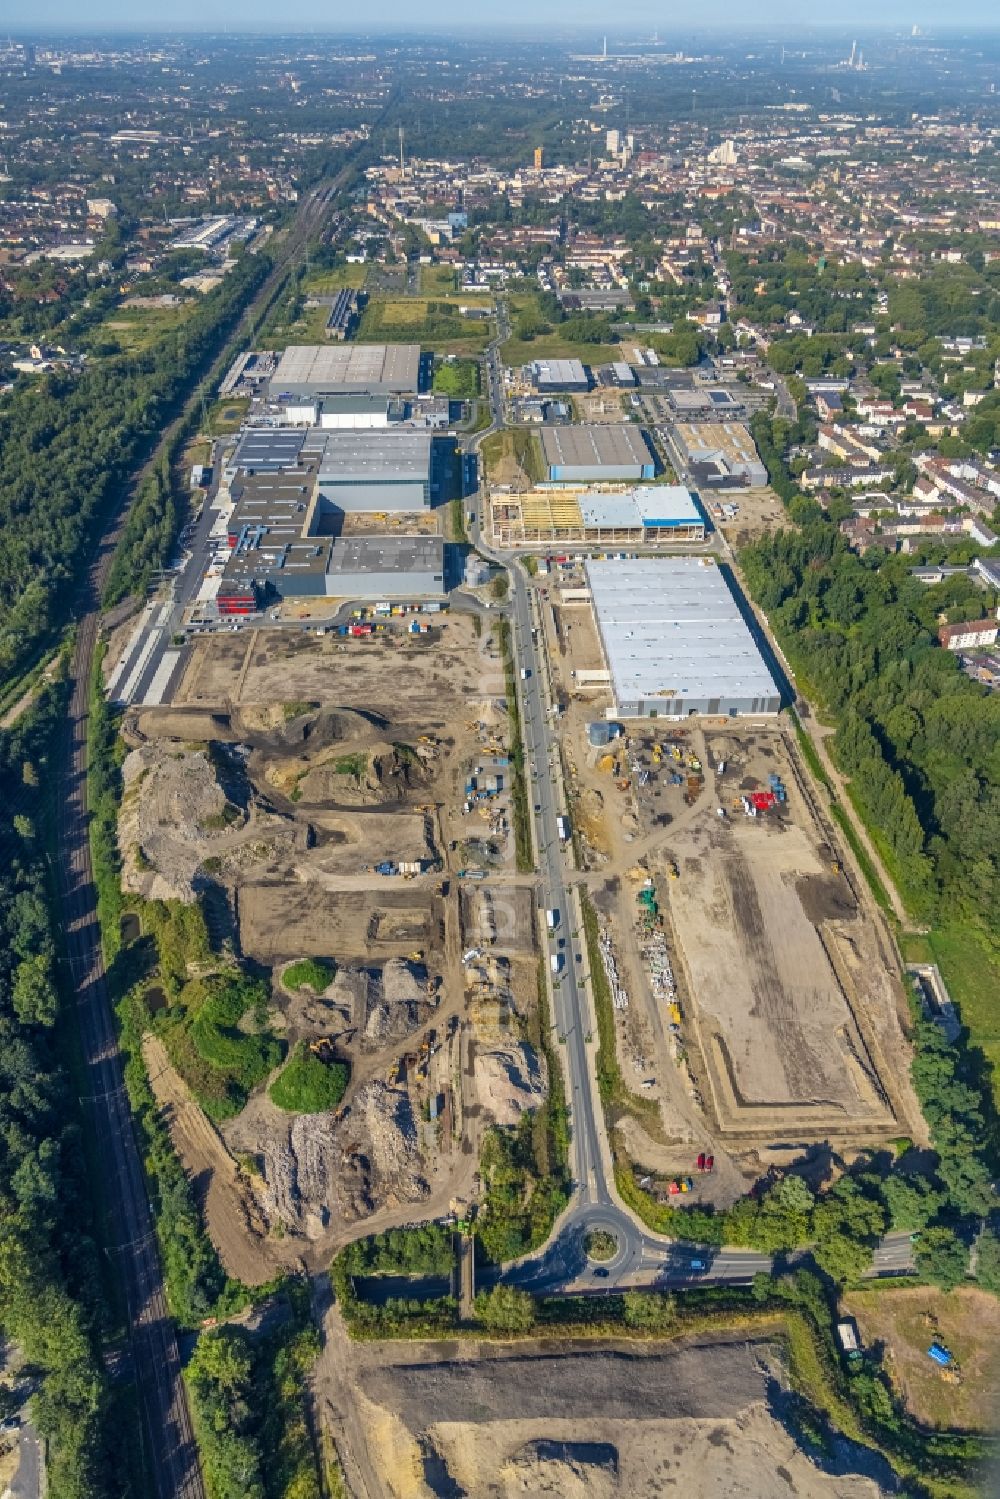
[740,517,1000,935]
[0,682,130,1497]
[0,251,270,688]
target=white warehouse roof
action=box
[272,343,420,393]
[585,557,779,709]
[577,486,701,530]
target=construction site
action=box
[316,1322,891,1499]
[489,483,705,548]
[529,567,920,1202]
[111,613,546,1277]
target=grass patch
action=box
[357,296,492,354]
[282,700,317,722]
[788,707,831,792]
[420,264,461,296]
[283,957,335,993]
[448,496,468,543]
[264,301,335,349]
[788,710,892,916]
[334,752,368,780]
[831,800,893,916]
[160,971,283,1120]
[303,264,368,293]
[432,357,481,399]
[203,397,249,435]
[501,294,619,366]
[501,335,620,367]
[584,1229,617,1261]
[900,932,935,965]
[94,300,197,354]
[269,1042,348,1114]
[480,427,544,486]
[845,1284,1000,1435]
[926,925,1000,1103]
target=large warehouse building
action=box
[306,429,433,513]
[226,427,433,512]
[667,421,768,489]
[585,557,781,718]
[541,424,655,483]
[528,358,590,393]
[271,343,421,398]
[218,468,444,611]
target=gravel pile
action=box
[363,959,430,1047]
[258,1079,428,1237]
[475,1042,547,1126]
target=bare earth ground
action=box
[123,619,545,1268]
[844,1286,1000,1433]
[532,569,919,1195]
[316,1319,892,1499]
[172,612,498,717]
[712,486,788,548]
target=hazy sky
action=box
[5,2,1000,34]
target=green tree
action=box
[914,1226,969,1293]
[622,1290,676,1329]
[881,1173,944,1233]
[474,1284,536,1333]
[12,952,59,1027]
[749,1175,815,1252]
[974,1228,1000,1296]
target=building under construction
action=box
[490,484,705,547]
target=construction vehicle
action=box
[408,950,424,962]
[309,1037,336,1063]
[668,860,679,880]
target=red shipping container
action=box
[750,791,776,811]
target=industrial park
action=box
[2,22,999,1499]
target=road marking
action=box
[115,626,164,705]
[142,650,182,706]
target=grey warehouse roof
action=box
[326,535,443,576]
[530,358,588,385]
[272,343,420,393]
[302,429,432,481]
[541,424,653,469]
[578,485,702,529]
[585,557,778,707]
[232,427,307,471]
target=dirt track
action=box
[143,1035,296,1285]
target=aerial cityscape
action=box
[0,18,999,1499]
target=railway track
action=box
[48,154,368,1498]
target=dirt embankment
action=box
[142,1035,297,1284]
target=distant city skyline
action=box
[5,4,1000,35]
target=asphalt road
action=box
[10,1423,42,1499]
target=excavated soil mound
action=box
[500,1440,619,1497]
[475,1042,547,1126]
[363,959,432,1049]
